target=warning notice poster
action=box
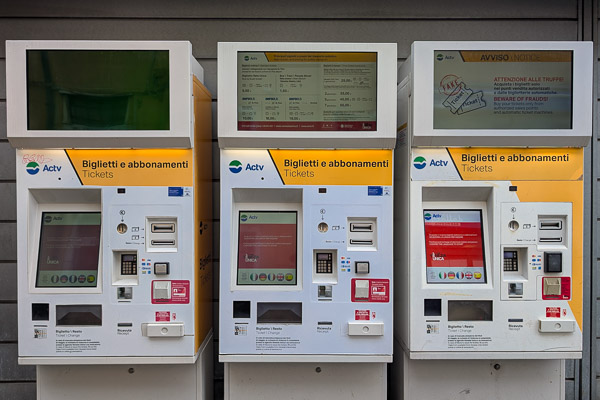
[433,50,572,130]
[237,211,297,285]
[424,210,487,284]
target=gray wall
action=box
[0,1,595,399]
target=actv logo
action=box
[229,160,243,173]
[26,162,40,175]
[413,156,427,170]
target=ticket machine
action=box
[7,41,213,400]
[393,41,592,399]
[218,42,396,399]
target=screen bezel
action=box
[410,41,592,146]
[230,201,303,291]
[236,210,298,286]
[35,211,102,288]
[423,208,487,284]
[6,40,195,149]
[218,42,397,149]
[29,202,102,294]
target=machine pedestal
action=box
[36,334,213,400]
[224,362,386,400]
[398,352,564,400]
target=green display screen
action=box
[27,50,170,131]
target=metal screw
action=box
[128,367,135,374]
[493,363,501,370]
[315,367,322,373]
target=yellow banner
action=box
[448,148,583,181]
[269,149,392,186]
[66,149,193,186]
[265,52,376,63]
[460,50,572,63]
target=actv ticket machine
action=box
[6,41,213,400]
[394,42,591,399]
[218,42,396,399]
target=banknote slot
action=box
[257,302,302,324]
[349,239,374,245]
[539,237,562,243]
[350,223,373,232]
[151,223,175,233]
[151,240,176,246]
[539,220,562,230]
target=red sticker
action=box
[155,311,170,322]
[151,280,190,304]
[355,310,370,321]
[351,279,390,302]
[546,307,560,318]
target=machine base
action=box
[36,333,213,400]
[224,361,386,400]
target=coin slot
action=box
[117,223,127,234]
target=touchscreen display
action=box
[27,50,169,130]
[433,50,573,129]
[36,212,101,288]
[237,211,297,285]
[237,51,377,131]
[424,209,486,284]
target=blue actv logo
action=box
[229,160,243,173]
[413,156,426,170]
[424,213,442,221]
[26,161,40,175]
[240,214,248,222]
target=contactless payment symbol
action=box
[229,160,243,174]
[26,161,40,175]
[413,156,426,170]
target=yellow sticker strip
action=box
[66,149,193,187]
[269,149,392,186]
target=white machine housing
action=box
[9,41,213,366]
[394,41,589,362]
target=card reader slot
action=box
[350,223,373,232]
[151,223,175,233]
[150,240,176,246]
[539,220,562,230]
[349,239,374,246]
